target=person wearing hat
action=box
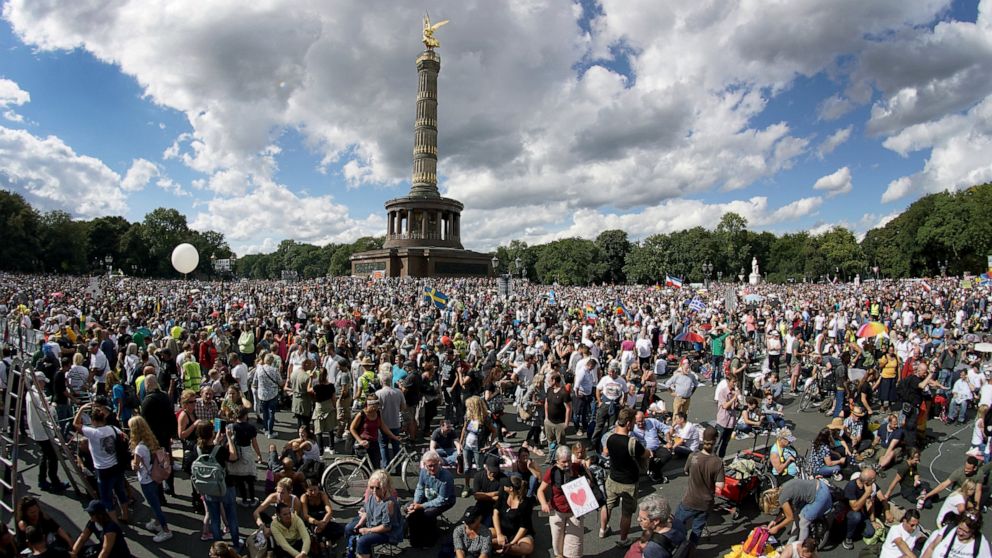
[70,500,131,558]
[452,505,493,558]
[844,404,874,458]
[472,455,506,526]
[673,426,724,546]
[770,428,799,483]
[25,371,69,493]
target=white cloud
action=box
[881,176,914,203]
[188,179,384,248]
[121,158,159,192]
[812,166,853,197]
[818,94,856,121]
[0,126,126,217]
[0,78,30,123]
[817,126,853,159]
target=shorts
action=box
[605,477,636,515]
[400,408,415,427]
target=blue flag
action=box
[423,287,449,309]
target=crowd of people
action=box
[1,271,991,558]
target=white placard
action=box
[561,476,599,517]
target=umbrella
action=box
[856,321,889,338]
[700,323,713,331]
[975,342,992,354]
[675,331,705,343]
[963,333,981,343]
[743,294,765,303]
[334,319,355,329]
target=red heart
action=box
[569,489,587,507]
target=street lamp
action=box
[491,255,499,275]
[104,255,113,278]
[701,262,713,287]
[872,265,879,281]
[834,266,840,283]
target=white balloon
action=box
[171,243,199,274]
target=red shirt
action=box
[542,463,586,513]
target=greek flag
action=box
[423,287,449,309]
[688,297,706,313]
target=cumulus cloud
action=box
[817,126,853,159]
[121,158,159,192]
[0,77,30,123]
[0,126,126,217]
[4,0,990,251]
[188,179,384,248]
[812,167,853,197]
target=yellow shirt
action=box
[271,514,311,556]
[879,355,899,379]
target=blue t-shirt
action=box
[111,384,132,424]
[643,524,687,558]
[392,365,408,388]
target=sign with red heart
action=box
[561,476,598,517]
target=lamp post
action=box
[834,266,840,283]
[872,265,879,281]
[491,255,499,276]
[738,267,745,283]
[515,257,523,280]
[702,262,713,287]
[717,271,723,283]
[104,255,113,279]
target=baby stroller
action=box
[715,431,777,520]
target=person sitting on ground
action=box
[15,497,73,553]
[270,502,312,558]
[735,397,764,439]
[874,413,906,469]
[301,479,344,555]
[761,391,787,431]
[70,501,131,558]
[254,478,304,538]
[919,511,991,558]
[430,418,462,467]
[209,541,242,558]
[664,412,700,458]
[842,466,878,549]
[808,427,845,480]
[453,505,493,558]
[922,454,986,511]
[778,537,818,558]
[343,470,403,558]
[407,450,456,548]
[880,447,933,509]
[491,475,535,557]
[769,428,800,484]
[935,479,977,530]
[879,509,923,558]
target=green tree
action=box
[328,236,384,276]
[38,211,89,273]
[624,234,671,284]
[87,215,131,270]
[595,229,631,284]
[534,238,601,285]
[0,190,42,271]
[141,208,192,276]
[715,212,750,277]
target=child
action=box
[761,392,786,430]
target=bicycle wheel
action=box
[799,388,813,412]
[399,458,420,492]
[321,459,369,507]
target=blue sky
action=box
[1,0,990,254]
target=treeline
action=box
[496,183,992,285]
[2,183,990,283]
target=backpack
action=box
[121,383,140,410]
[111,427,130,468]
[191,445,227,497]
[653,528,691,558]
[149,446,172,483]
[627,436,648,475]
[742,526,771,555]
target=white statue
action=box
[751,257,759,276]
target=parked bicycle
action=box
[321,438,419,507]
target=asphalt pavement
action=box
[15,383,979,557]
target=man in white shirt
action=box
[87,341,109,395]
[512,354,536,402]
[573,355,598,432]
[592,361,627,452]
[635,335,653,368]
[947,369,974,424]
[879,509,923,558]
[666,412,701,458]
[229,353,250,397]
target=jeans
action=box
[845,510,875,541]
[435,446,459,467]
[345,517,390,554]
[948,399,969,423]
[204,488,239,548]
[36,439,61,486]
[797,481,832,542]
[674,503,708,544]
[259,396,278,434]
[711,355,725,383]
[378,435,400,471]
[96,465,129,513]
[815,465,841,477]
[764,415,786,430]
[831,390,845,418]
[140,481,169,530]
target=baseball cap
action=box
[483,455,500,473]
[85,500,106,515]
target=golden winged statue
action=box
[422,13,449,49]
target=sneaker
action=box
[145,520,161,532]
[461,488,470,498]
[200,533,214,542]
[599,527,610,538]
[842,539,853,550]
[832,473,844,482]
[153,530,173,543]
[325,447,336,456]
[38,481,51,491]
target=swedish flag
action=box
[423,287,449,309]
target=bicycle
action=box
[321,438,420,507]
